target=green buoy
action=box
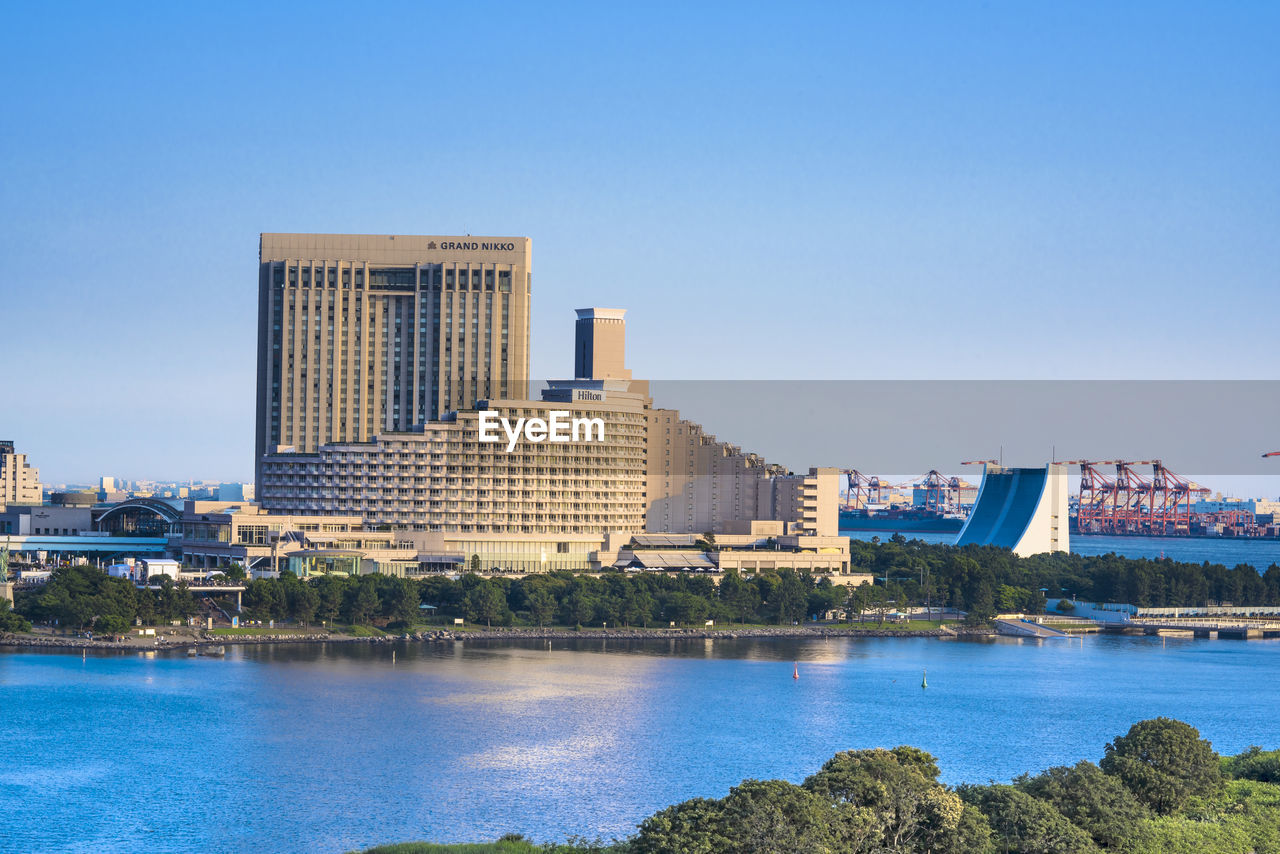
[921,668,928,689]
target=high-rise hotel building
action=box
[254,234,531,478]
[260,306,839,541]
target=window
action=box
[370,268,415,288]
[238,525,270,545]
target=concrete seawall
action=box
[0,624,996,651]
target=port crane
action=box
[842,470,902,511]
[1058,460,1118,533]
[1060,459,1208,535]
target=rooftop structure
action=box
[574,307,630,381]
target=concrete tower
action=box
[954,463,1070,557]
[574,308,630,380]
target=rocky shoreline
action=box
[0,623,995,651]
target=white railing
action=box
[1129,618,1280,630]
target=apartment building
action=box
[0,441,41,506]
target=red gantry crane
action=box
[1062,459,1208,535]
[1111,460,1155,534]
[1060,460,1119,534]
[1147,460,1210,535]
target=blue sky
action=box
[2,1,1277,483]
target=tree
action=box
[1015,761,1149,848]
[846,583,871,624]
[622,588,654,628]
[1225,746,1280,783]
[563,589,597,627]
[803,746,988,853]
[94,614,131,636]
[717,779,842,854]
[134,590,156,626]
[719,569,760,624]
[966,582,996,624]
[420,575,465,618]
[806,577,845,621]
[315,575,345,624]
[525,587,556,628]
[666,591,708,626]
[169,581,199,621]
[342,579,379,625]
[958,785,1099,854]
[864,584,892,625]
[30,565,136,630]
[382,578,419,625]
[1099,717,1222,814]
[633,780,857,854]
[772,570,806,624]
[244,579,286,620]
[0,598,31,633]
[466,579,507,628]
[962,788,1100,854]
[998,584,1037,613]
[289,582,320,626]
[633,797,730,854]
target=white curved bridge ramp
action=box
[954,463,1070,557]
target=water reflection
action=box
[4,635,1280,853]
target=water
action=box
[843,529,1280,568]
[4,635,1280,853]
[1069,534,1280,568]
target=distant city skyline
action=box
[2,2,1276,483]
